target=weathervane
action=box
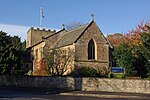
[91,14,94,20]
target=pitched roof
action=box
[53,21,93,48]
[27,20,113,49]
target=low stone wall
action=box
[0,75,150,94]
[82,78,150,94]
[0,75,76,90]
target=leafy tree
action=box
[0,31,25,74]
[107,20,150,48]
[108,20,150,78]
[132,46,147,78]
[107,33,124,47]
[113,43,135,77]
[140,26,150,77]
[0,31,11,73]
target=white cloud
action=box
[0,23,29,41]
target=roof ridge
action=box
[54,23,89,42]
[44,28,66,39]
[66,23,89,33]
[52,20,94,49]
[74,20,94,43]
[105,37,113,48]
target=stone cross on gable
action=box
[91,14,94,20]
[62,24,65,29]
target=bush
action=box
[25,70,33,76]
[109,73,126,79]
[71,66,98,77]
[97,67,109,78]
[70,66,111,78]
[108,73,113,78]
[14,70,26,75]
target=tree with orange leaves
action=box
[107,33,124,47]
[108,20,150,78]
[107,20,150,47]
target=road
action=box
[0,86,147,100]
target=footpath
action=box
[60,91,150,100]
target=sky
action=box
[0,0,150,41]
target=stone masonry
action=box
[0,75,150,94]
[25,19,113,75]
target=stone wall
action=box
[0,75,75,90]
[82,78,150,94]
[0,76,150,94]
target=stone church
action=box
[25,18,113,75]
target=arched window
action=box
[88,39,95,60]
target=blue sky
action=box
[0,0,150,41]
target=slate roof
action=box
[53,22,91,48]
[27,20,113,49]
[53,20,113,49]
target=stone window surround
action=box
[88,38,97,60]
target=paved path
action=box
[60,91,150,100]
[0,86,150,100]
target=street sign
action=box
[111,67,124,73]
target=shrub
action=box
[110,73,126,79]
[97,67,109,78]
[25,70,33,76]
[14,70,26,75]
[108,73,113,78]
[70,66,111,78]
[71,66,98,77]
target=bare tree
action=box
[66,21,83,30]
[43,48,74,76]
